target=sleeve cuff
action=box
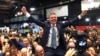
[78,15,82,19]
[25,12,31,18]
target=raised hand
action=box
[65,48,76,56]
[80,10,87,18]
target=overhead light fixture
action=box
[64,17,67,19]
[85,18,90,22]
[30,7,35,11]
[97,18,100,22]
[15,12,23,16]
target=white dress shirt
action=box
[25,12,82,48]
[46,24,59,48]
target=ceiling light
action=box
[94,2,100,8]
[85,18,90,22]
[97,18,100,22]
[30,7,35,11]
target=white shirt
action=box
[46,24,59,47]
[25,12,82,48]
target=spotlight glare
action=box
[30,7,35,11]
[97,18,100,22]
[85,18,90,22]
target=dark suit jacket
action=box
[28,16,80,50]
[11,39,35,53]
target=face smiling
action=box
[48,13,57,25]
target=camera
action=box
[75,31,87,53]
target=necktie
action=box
[51,26,57,49]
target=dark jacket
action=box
[28,16,80,50]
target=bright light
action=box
[16,12,23,16]
[62,21,65,23]
[88,0,94,2]
[81,0,100,10]
[30,7,35,11]
[97,18,100,22]
[15,14,17,16]
[85,18,90,22]
[89,2,95,8]
[94,2,100,8]
[23,23,29,27]
[64,17,67,19]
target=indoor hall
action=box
[0,0,100,56]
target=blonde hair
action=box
[48,12,56,18]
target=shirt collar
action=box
[51,24,56,27]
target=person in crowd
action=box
[65,38,76,56]
[35,27,44,43]
[4,51,10,56]
[10,31,35,55]
[26,32,33,42]
[10,45,21,56]
[2,40,10,53]
[20,47,33,56]
[92,26,98,33]
[84,26,91,34]
[65,38,90,56]
[69,26,78,38]
[87,38,93,48]
[35,45,45,56]
[11,37,31,50]
[95,35,100,54]
[86,46,97,56]
[21,6,87,56]
[65,48,77,56]
[88,31,97,45]
[66,38,76,50]
[20,48,28,56]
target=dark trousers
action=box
[45,46,65,56]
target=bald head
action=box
[35,45,45,56]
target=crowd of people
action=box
[0,25,100,56]
[64,26,99,56]
[0,6,99,56]
[0,27,45,56]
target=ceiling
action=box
[0,0,29,14]
[0,0,100,24]
[0,0,79,20]
[0,0,81,14]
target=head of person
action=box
[10,46,18,56]
[48,13,57,25]
[4,52,10,56]
[3,38,10,51]
[21,48,27,56]
[23,38,30,47]
[38,27,43,37]
[27,33,32,37]
[26,33,33,42]
[87,39,93,47]
[66,39,76,50]
[87,47,97,56]
[35,45,45,56]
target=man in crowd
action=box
[21,6,87,56]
